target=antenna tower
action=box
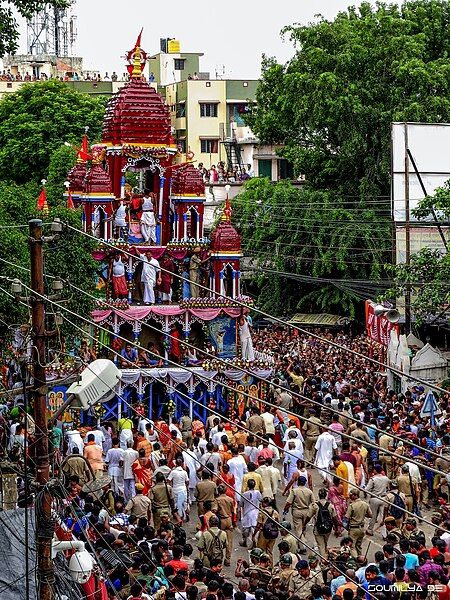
[27,1,77,56]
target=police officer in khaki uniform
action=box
[125,483,152,521]
[253,498,280,564]
[180,409,193,448]
[270,554,296,594]
[383,516,403,544]
[279,520,299,554]
[148,472,174,529]
[303,409,322,462]
[216,484,235,566]
[312,487,336,560]
[289,559,321,599]
[345,489,372,555]
[195,470,217,516]
[397,464,419,513]
[284,476,314,552]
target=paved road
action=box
[185,462,436,578]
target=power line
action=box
[16,274,447,474]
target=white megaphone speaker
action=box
[373,304,387,317]
[385,309,400,323]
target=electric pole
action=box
[404,123,411,335]
[29,218,54,600]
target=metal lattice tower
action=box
[27,2,77,56]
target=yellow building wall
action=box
[186,80,226,166]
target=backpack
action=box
[316,501,333,535]
[208,531,226,561]
[389,492,406,520]
[262,510,279,539]
[174,523,187,546]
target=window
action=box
[258,159,272,179]
[200,102,218,117]
[200,139,219,153]
[174,58,185,71]
[243,81,248,87]
[176,103,186,118]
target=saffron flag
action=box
[135,27,143,49]
[37,188,49,214]
[67,190,75,210]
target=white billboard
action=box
[392,122,450,223]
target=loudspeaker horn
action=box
[373,304,387,317]
[386,309,400,323]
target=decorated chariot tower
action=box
[63,33,271,422]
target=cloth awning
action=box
[289,313,350,327]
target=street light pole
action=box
[29,218,54,600]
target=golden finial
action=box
[131,45,142,78]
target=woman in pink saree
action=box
[132,448,153,495]
[327,476,348,536]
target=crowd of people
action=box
[1,326,450,599]
[0,69,132,83]
[198,162,254,184]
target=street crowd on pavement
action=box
[2,326,450,600]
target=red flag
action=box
[37,188,48,214]
[67,190,75,210]
[77,148,92,161]
[77,134,92,161]
[135,28,143,49]
[81,134,88,155]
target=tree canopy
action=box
[233,178,391,317]
[0,80,104,338]
[246,0,450,196]
[239,0,450,316]
[385,180,450,322]
[0,80,106,183]
[0,1,69,58]
[0,182,96,340]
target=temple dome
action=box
[210,220,241,252]
[67,162,87,192]
[102,79,172,146]
[85,164,112,194]
[171,164,205,196]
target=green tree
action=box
[385,178,450,321]
[0,80,106,183]
[0,181,96,340]
[233,178,391,317]
[241,0,450,315]
[0,1,69,57]
[385,249,450,323]
[247,0,450,196]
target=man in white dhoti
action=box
[140,250,161,305]
[140,190,157,244]
[114,200,127,238]
[239,308,255,361]
[283,440,304,483]
[239,479,262,547]
[284,430,304,460]
[227,447,248,494]
[314,427,337,483]
[182,447,199,506]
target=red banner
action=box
[365,300,399,346]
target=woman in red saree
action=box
[132,448,153,495]
[155,418,171,452]
[327,476,348,536]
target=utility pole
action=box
[29,218,54,600]
[404,124,411,335]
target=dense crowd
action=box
[1,326,450,600]
[198,162,254,184]
[0,70,130,83]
